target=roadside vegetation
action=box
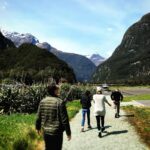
[67,100,81,120]
[0,83,89,149]
[0,114,37,150]
[110,85,150,91]
[122,106,150,148]
[0,83,95,114]
[123,94,150,102]
[0,100,81,150]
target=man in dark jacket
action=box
[36,85,71,150]
[111,89,123,118]
[80,90,92,132]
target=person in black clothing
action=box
[111,89,123,118]
[36,85,71,150]
[80,90,92,132]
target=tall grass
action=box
[123,106,150,148]
[0,100,81,149]
[0,114,40,150]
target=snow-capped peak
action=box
[86,53,105,66]
[1,30,39,47]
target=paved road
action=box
[62,97,148,150]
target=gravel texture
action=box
[62,96,148,150]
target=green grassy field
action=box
[0,100,81,150]
[0,114,37,150]
[67,100,81,120]
[123,106,150,148]
[123,94,150,102]
[110,85,150,90]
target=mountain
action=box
[2,30,39,47]
[0,32,15,50]
[87,54,105,66]
[41,45,96,81]
[2,30,96,81]
[51,51,96,81]
[92,13,150,84]
[36,42,51,50]
[0,33,76,83]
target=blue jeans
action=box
[81,109,90,127]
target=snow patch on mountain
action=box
[87,54,105,66]
[1,30,39,47]
[36,42,51,50]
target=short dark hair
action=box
[85,90,90,97]
[47,85,59,97]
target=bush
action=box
[13,138,29,150]
[1,78,16,84]
[60,83,96,101]
[0,85,47,113]
[27,127,38,140]
[0,83,96,114]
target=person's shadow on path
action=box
[83,125,112,132]
[102,130,128,137]
[120,114,134,117]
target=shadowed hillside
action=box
[0,34,76,83]
[92,13,150,85]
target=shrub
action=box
[0,83,96,114]
[13,138,28,150]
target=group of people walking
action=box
[35,84,123,150]
[80,87,123,138]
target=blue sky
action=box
[0,0,150,58]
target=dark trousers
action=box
[114,101,120,116]
[96,116,104,131]
[44,133,63,150]
[81,109,90,126]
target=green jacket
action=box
[36,96,71,136]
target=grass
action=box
[0,114,39,150]
[122,106,150,148]
[110,85,150,90]
[123,94,150,102]
[66,100,81,120]
[0,100,81,149]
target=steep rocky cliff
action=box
[92,13,150,84]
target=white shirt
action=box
[93,94,108,116]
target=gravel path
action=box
[62,96,148,150]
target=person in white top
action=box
[93,86,111,138]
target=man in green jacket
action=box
[36,85,71,150]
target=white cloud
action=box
[61,20,103,35]
[4,1,8,5]
[2,6,6,10]
[107,27,113,31]
[1,0,8,10]
[46,37,86,54]
[73,0,127,21]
